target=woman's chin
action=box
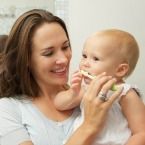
[57,78,68,85]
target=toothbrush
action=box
[80,70,117,91]
[80,70,95,80]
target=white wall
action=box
[68,0,145,99]
[0,0,54,9]
[0,0,54,34]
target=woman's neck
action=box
[32,84,74,121]
[33,94,74,122]
[38,83,64,98]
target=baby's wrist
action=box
[69,88,78,97]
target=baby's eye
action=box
[93,57,99,61]
[82,54,87,58]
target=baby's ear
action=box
[115,63,129,77]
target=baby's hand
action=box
[70,70,83,95]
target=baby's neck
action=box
[116,78,125,85]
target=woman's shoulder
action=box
[0,97,18,106]
[0,97,32,116]
[0,96,31,104]
[0,97,24,106]
[0,97,22,116]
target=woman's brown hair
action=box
[0,9,70,98]
[0,35,8,53]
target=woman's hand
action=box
[65,74,123,145]
[82,74,123,134]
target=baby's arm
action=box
[120,89,145,145]
[54,71,83,110]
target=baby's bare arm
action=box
[54,88,83,110]
[120,89,145,145]
[54,71,83,110]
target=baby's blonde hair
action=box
[94,29,139,78]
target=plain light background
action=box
[67,0,145,100]
[0,0,54,9]
[0,0,54,34]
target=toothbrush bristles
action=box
[80,70,117,91]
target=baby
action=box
[54,29,145,145]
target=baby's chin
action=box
[84,77,92,85]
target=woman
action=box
[0,9,122,145]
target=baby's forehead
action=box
[88,29,132,40]
[85,31,133,51]
[84,29,138,54]
[84,33,124,57]
[85,33,120,49]
[88,31,121,41]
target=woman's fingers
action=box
[93,72,107,79]
[83,75,112,100]
[99,78,117,94]
[103,86,123,108]
[95,78,117,104]
[83,75,123,107]
[82,74,123,134]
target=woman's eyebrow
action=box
[41,40,70,51]
[41,46,54,52]
[63,40,70,45]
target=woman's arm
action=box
[65,76,123,145]
[120,89,145,145]
[19,76,120,145]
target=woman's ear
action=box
[115,63,129,77]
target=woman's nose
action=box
[55,52,68,64]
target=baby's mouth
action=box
[80,70,95,80]
[83,77,92,84]
[81,70,117,91]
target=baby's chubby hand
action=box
[70,70,83,95]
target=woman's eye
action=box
[62,43,70,51]
[42,51,53,56]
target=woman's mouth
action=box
[52,67,68,77]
